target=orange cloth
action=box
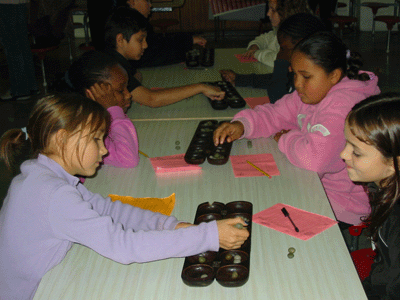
[109,193,176,216]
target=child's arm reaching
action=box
[246,31,280,67]
[130,83,225,108]
[242,44,259,58]
[213,121,244,145]
[193,36,207,47]
[52,185,248,263]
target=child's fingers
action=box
[213,122,232,145]
[85,88,96,101]
[210,91,225,100]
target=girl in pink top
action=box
[214,31,381,226]
[68,50,139,168]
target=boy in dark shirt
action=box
[104,7,224,108]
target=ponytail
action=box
[0,129,31,175]
[346,50,370,81]
[294,31,370,82]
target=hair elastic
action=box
[21,127,28,140]
[346,49,351,59]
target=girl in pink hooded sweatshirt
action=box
[214,31,380,227]
[68,50,139,168]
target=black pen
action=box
[281,207,299,232]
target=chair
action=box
[150,0,185,34]
[31,45,59,94]
[351,248,376,281]
[328,15,358,38]
[348,223,376,281]
[371,1,400,53]
[67,7,93,62]
[329,1,358,38]
[361,2,391,35]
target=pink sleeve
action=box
[103,106,140,168]
[277,94,352,174]
[233,93,300,139]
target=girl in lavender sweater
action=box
[0,94,248,300]
[214,31,380,227]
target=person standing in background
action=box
[0,0,39,101]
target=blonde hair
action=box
[0,94,110,171]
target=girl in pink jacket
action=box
[68,50,139,168]
[214,31,380,226]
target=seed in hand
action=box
[234,223,244,229]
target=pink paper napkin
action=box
[253,203,338,240]
[230,154,280,178]
[149,154,202,173]
[245,96,270,109]
[235,54,258,63]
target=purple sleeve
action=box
[103,106,140,168]
[50,184,220,264]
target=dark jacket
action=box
[363,197,400,300]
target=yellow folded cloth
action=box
[109,193,175,216]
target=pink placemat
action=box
[253,203,338,240]
[230,154,280,178]
[149,154,202,173]
[245,96,270,108]
[234,54,258,63]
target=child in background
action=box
[213,31,380,226]
[67,50,138,168]
[104,7,225,108]
[0,94,249,300]
[219,13,327,103]
[118,0,208,68]
[243,0,311,67]
[340,93,400,299]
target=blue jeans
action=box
[0,4,38,97]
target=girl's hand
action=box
[219,69,236,86]
[242,45,259,58]
[86,82,119,110]
[213,121,244,146]
[202,84,225,100]
[193,36,207,47]
[216,217,249,250]
[273,129,290,142]
[175,222,194,229]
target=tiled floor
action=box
[1,29,400,136]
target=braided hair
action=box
[294,31,370,81]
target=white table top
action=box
[34,120,366,300]
[127,48,272,121]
